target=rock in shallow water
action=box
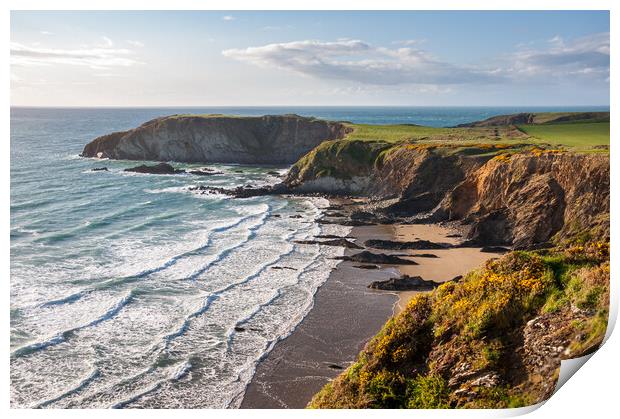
[188,167,223,176]
[294,238,362,249]
[187,183,288,198]
[124,163,185,175]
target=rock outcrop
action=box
[335,251,419,265]
[368,275,442,291]
[285,142,609,249]
[455,111,609,127]
[124,162,185,174]
[365,239,451,250]
[82,114,350,164]
[436,154,610,248]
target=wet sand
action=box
[240,222,502,408]
[239,224,397,408]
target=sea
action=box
[9,106,608,408]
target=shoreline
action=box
[240,204,503,409]
[239,222,397,408]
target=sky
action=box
[10,11,610,107]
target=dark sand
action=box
[239,225,398,408]
[240,221,502,408]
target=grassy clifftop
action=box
[309,239,610,408]
[344,118,608,151]
[288,112,609,185]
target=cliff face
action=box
[81,114,350,164]
[285,143,610,249]
[437,154,610,248]
[455,111,610,127]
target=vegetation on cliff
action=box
[517,122,610,150]
[309,239,609,409]
[287,113,609,187]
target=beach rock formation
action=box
[365,239,451,250]
[187,183,288,198]
[294,238,363,249]
[82,114,350,164]
[368,275,442,291]
[124,162,185,174]
[188,167,224,176]
[335,251,418,265]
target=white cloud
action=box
[126,40,145,48]
[10,42,141,69]
[40,31,53,35]
[223,34,609,87]
[222,39,501,86]
[508,32,609,81]
[222,15,235,21]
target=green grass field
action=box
[517,122,610,150]
[343,120,609,153]
[344,123,514,143]
[345,124,452,142]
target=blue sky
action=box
[10,11,610,106]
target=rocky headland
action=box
[283,141,609,250]
[81,114,350,164]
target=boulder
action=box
[368,275,441,291]
[124,163,185,174]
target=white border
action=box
[3,1,617,418]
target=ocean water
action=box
[10,106,608,408]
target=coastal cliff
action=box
[285,142,609,249]
[81,114,350,164]
[285,113,610,409]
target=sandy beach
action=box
[240,220,502,408]
[389,224,503,313]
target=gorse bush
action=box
[432,252,553,338]
[309,240,609,409]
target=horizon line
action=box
[10,104,611,109]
